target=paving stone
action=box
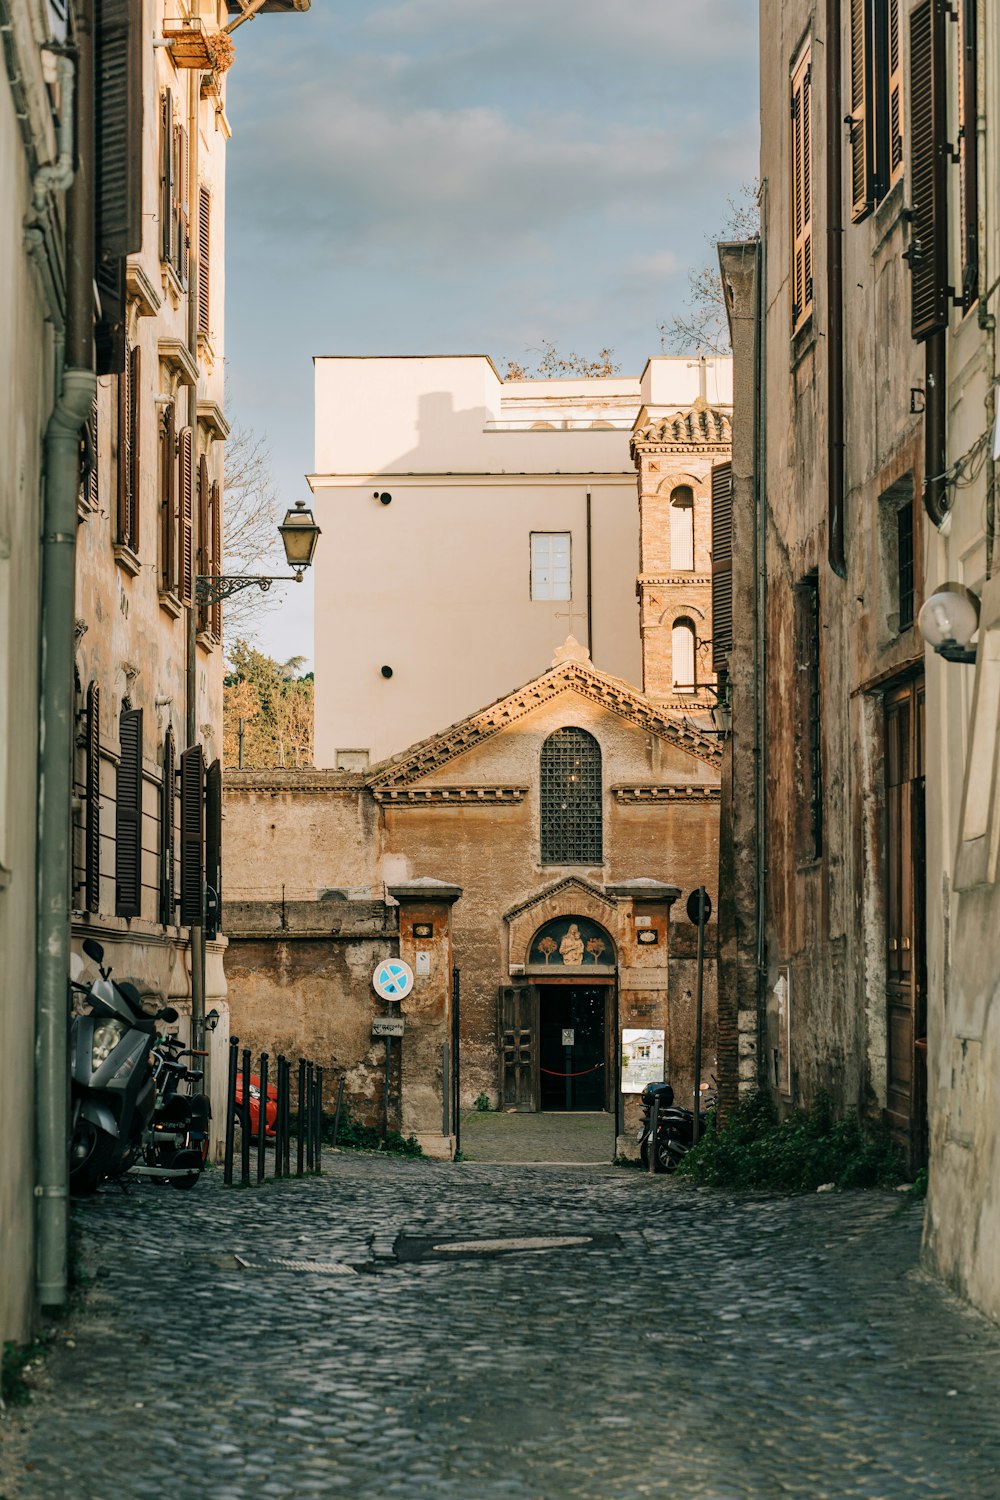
[3,1156,1000,1498]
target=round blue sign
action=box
[372,960,415,1001]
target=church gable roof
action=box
[366,653,722,788]
[630,403,732,455]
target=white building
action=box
[309,355,732,767]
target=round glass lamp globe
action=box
[917,583,980,649]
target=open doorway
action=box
[538,985,608,1110]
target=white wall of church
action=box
[310,355,730,767]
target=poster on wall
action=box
[620,1028,665,1093]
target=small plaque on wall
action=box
[413,922,433,939]
[635,915,653,928]
[637,930,659,945]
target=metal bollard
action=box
[305,1061,315,1171]
[224,1036,239,1186]
[315,1065,324,1174]
[274,1055,286,1179]
[648,1095,659,1177]
[283,1059,291,1177]
[296,1058,306,1177]
[240,1047,252,1185]
[331,1076,345,1149]
[257,1052,269,1183]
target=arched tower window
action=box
[672,618,696,693]
[670,485,695,571]
[540,727,603,865]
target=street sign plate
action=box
[372,1016,405,1038]
[372,959,414,1001]
[562,1029,575,1047]
[686,888,712,925]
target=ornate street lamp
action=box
[196,500,322,606]
[917,582,980,665]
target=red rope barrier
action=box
[539,1063,605,1078]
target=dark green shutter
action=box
[908,0,950,340]
[179,744,205,928]
[85,684,101,913]
[160,727,176,927]
[958,0,979,308]
[710,462,734,674]
[94,0,142,375]
[115,707,143,918]
[205,758,222,934]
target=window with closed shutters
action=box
[178,426,195,606]
[160,727,176,927]
[710,461,733,674]
[850,1,904,223]
[164,118,189,286]
[886,0,904,189]
[115,707,143,918]
[672,619,697,694]
[669,487,695,571]
[116,338,140,554]
[540,728,602,865]
[85,683,102,913]
[94,0,142,375]
[198,186,211,337]
[179,743,204,928]
[957,0,979,310]
[197,453,211,634]
[205,758,222,934]
[849,0,874,220]
[791,47,813,334]
[210,480,222,639]
[160,402,178,595]
[907,0,950,341]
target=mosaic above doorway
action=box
[527,915,615,973]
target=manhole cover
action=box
[235,1254,356,1276]
[393,1232,618,1264]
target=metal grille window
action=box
[897,501,915,631]
[531,533,571,601]
[540,728,602,865]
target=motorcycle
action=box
[143,1036,212,1189]
[69,938,198,1192]
[638,1079,718,1173]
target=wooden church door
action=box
[499,985,537,1109]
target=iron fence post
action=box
[257,1052,269,1182]
[240,1047,251,1185]
[332,1075,344,1148]
[315,1065,324,1174]
[274,1054,285,1179]
[648,1095,659,1176]
[224,1035,238,1186]
[296,1058,306,1177]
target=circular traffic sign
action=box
[372,959,415,1002]
[686,888,712,925]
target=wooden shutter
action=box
[958,0,979,309]
[210,480,222,639]
[176,124,190,286]
[160,89,174,264]
[849,0,874,221]
[81,392,99,511]
[791,50,813,334]
[85,684,101,914]
[197,454,210,633]
[179,744,205,929]
[887,0,904,187]
[710,462,734,674]
[160,727,175,927]
[128,341,140,552]
[116,338,131,545]
[179,426,195,606]
[205,758,222,912]
[94,0,143,261]
[198,186,211,338]
[160,402,176,592]
[115,707,143,918]
[908,0,950,341]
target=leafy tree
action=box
[221,423,285,641]
[503,342,621,380]
[658,183,761,357]
[223,641,314,769]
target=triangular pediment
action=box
[503,876,616,924]
[367,659,722,788]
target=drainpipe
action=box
[826,0,847,578]
[753,187,768,998]
[32,51,75,212]
[36,0,96,1309]
[184,70,206,1058]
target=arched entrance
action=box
[528,915,616,1113]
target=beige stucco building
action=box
[718,0,1000,1321]
[308,354,731,767]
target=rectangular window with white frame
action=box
[530,532,571,601]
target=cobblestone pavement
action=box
[5,1154,1000,1500]
[460,1110,616,1163]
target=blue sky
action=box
[223,0,759,665]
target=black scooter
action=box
[638,1079,717,1173]
[143,1036,211,1188]
[70,938,196,1192]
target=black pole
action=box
[282,1061,291,1177]
[452,966,461,1158]
[564,1045,572,1112]
[257,1052,269,1182]
[315,1065,324,1174]
[296,1058,305,1177]
[224,1036,238,1185]
[305,1061,314,1170]
[331,1076,345,1148]
[382,1039,391,1142]
[693,887,707,1146]
[274,1055,285,1178]
[441,1044,450,1137]
[648,1094,659,1176]
[240,1047,251,1185]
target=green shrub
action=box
[676,1089,903,1192]
[473,1093,493,1113]
[2,1335,50,1408]
[320,1102,423,1159]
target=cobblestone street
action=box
[5,1153,1000,1500]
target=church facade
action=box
[223,375,732,1157]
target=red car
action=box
[234,1073,278,1137]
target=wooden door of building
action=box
[499,985,537,1109]
[884,677,927,1169]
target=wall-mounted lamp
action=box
[197,501,321,606]
[917,582,980,664]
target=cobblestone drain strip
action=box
[392,1231,620,1263]
[233,1254,357,1276]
